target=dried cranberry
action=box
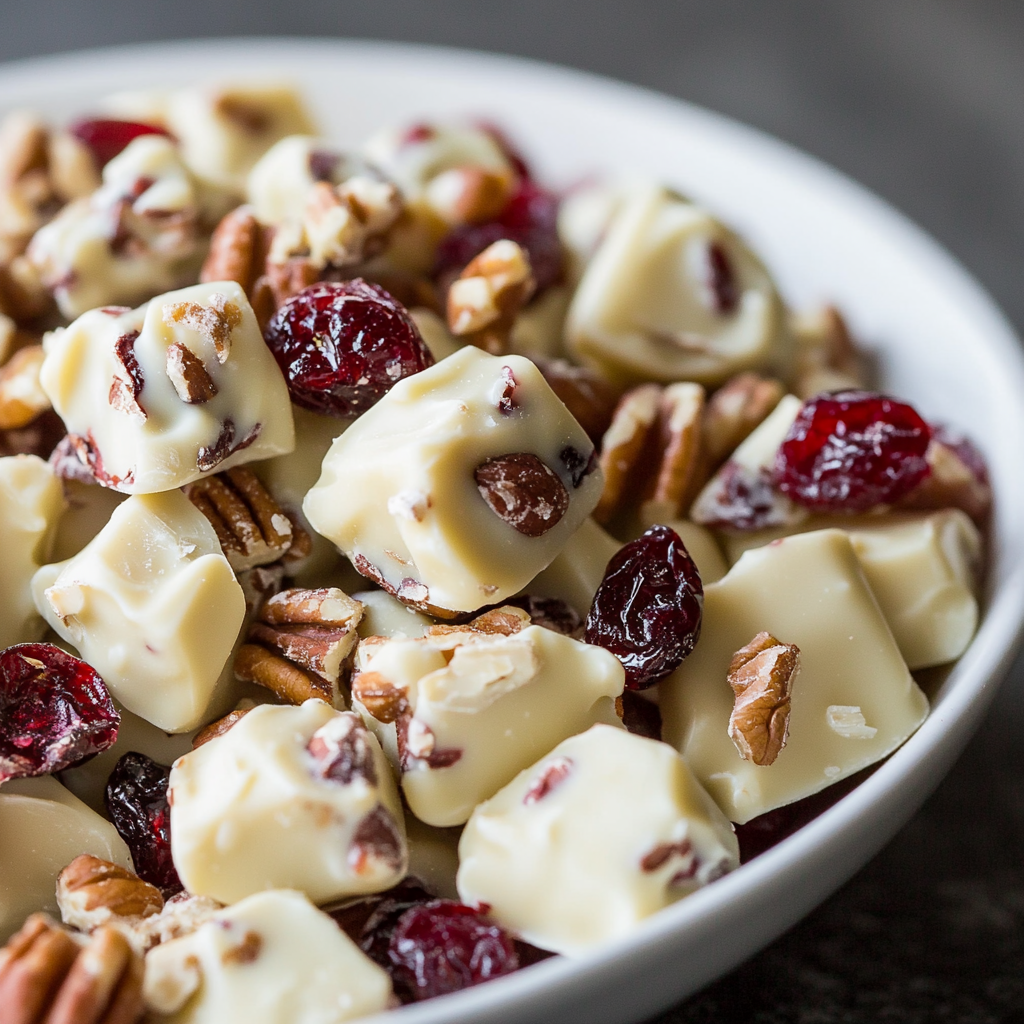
[263,280,434,417]
[0,644,118,783]
[694,462,792,532]
[350,880,435,974]
[434,178,563,295]
[774,391,932,512]
[585,525,703,691]
[105,752,182,896]
[69,118,171,169]
[388,900,520,1002]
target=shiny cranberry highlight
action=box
[263,280,434,417]
[105,752,182,896]
[69,118,171,169]
[774,390,932,512]
[388,900,520,1002]
[0,643,118,783]
[585,525,703,690]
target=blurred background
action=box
[3,2,1023,1020]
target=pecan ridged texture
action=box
[56,856,163,935]
[474,452,569,537]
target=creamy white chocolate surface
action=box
[0,454,64,648]
[508,287,572,360]
[457,724,739,956]
[353,623,624,827]
[304,346,603,613]
[566,184,787,386]
[143,889,392,1024]
[33,489,246,733]
[0,775,132,942]
[354,589,433,640]
[660,529,929,824]
[41,281,295,493]
[169,702,407,906]
[526,516,621,616]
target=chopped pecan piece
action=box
[161,293,242,365]
[594,383,662,524]
[108,331,146,421]
[727,631,800,767]
[0,344,50,429]
[199,205,268,295]
[428,164,514,224]
[790,305,866,399]
[56,856,163,934]
[350,669,407,724]
[447,239,535,355]
[900,430,992,525]
[425,604,531,640]
[235,587,363,705]
[639,382,705,525]
[191,707,253,749]
[185,467,293,572]
[166,343,218,404]
[701,372,784,470]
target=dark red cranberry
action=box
[263,280,434,417]
[388,900,520,1002]
[434,178,563,295]
[507,594,581,636]
[348,880,435,974]
[774,391,932,512]
[0,644,118,783]
[704,241,740,314]
[68,118,171,169]
[105,752,182,896]
[585,525,703,691]
[696,462,792,532]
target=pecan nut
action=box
[161,293,242,365]
[701,372,784,470]
[0,344,50,429]
[199,205,269,296]
[534,357,621,445]
[235,587,364,705]
[639,381,705,525]
[191,707,253,749]
[727,631,800,767]
[185,467,294,572]
[475,452,569,537]
[56,856,163,934]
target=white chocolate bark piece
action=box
[0,775,132,942]
[50,481,126,562]
[28,136,206,318]
[508,287,572,360]
[169,702,407,906]
[304,346,603,613]
[0,454,64,648]
[660,530,929,824]
[352,623,624,827]
[143,889,392,1024]
[32,490,246,733]
[354,590,432,640]
[409,307,463,362]
[565,184,788,387]
[526,515,621,616]
[457,724,738,956]
[558,179,632,283]
[41,281,295,493]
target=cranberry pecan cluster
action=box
[0,80,992,1024]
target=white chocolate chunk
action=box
[509,287,572,360]
[169,702,407,906]
[143,889,392,1024]
[41,281,295,493]
[565,184,788,387]
[457,725,739,956]
[352,624,624,827]
[28,136,206,318]
[304,346,603,613]
[526,516,621,616]
[660,530,928,823]
[0,455,64,648]
[354,590,432,640]
[33,490,246,733]
[0,776,132,942]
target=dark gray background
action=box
[5,3,1023,1021]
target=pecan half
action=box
[475,452,569,537]
[0,344,49,429]
[56,857,163,935]
[639,381,705,525]
[727,631,800,767]
[166,343,217,404]
[185,467,293,572]
[446,239,535,355]
[0,914,144,1024]
[199,205,269,296]
[235,587,363,704]
[250,255,320,329]
[161,293,242,365]
[701,372,784,470]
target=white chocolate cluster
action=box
[458,725,739,955]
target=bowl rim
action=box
[2,36,1024,1023]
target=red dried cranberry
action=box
[105,752,182,896]
[774,391,932,512]
[349,880,435,974]
[263,280,434,417]
[0,644,118,783]
[68,118,171,169]
[434,178,563,295]
[696,462,792,532]
[585,525,703,691]
[388,900,520,1002]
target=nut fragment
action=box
[303,175,402,268]
[639,382,705,525]
[235,587,364,704]
[900,432,992,525]
[426,604,531,640]
[56,856,164,935]
[475,452,569,537]
[593,383,661,524]
[534,357,621,445]
[0,343,49,428]
[425,164,514,225]
[701,372,784,469]
[446,239,535,355]
[166,342,218,404]
[727,631,800,767]
[185,467,293,571]
[199,205,267,295]
[161,293,242,365]
[790,305,866,399]
[0,913,144,1024]
[191,707,253,749]
[825,704,877,740]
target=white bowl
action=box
[3,38,1023,1024]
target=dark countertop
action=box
[3,3,1023,1020]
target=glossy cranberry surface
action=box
[105,752,182,895]
[0,644,118,783]
[263,280,434,417]
[774,390,932,512]
[585,525,703,690]
[388,900,520,1002]
[69,118,171,169]
[434,178,563,294]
